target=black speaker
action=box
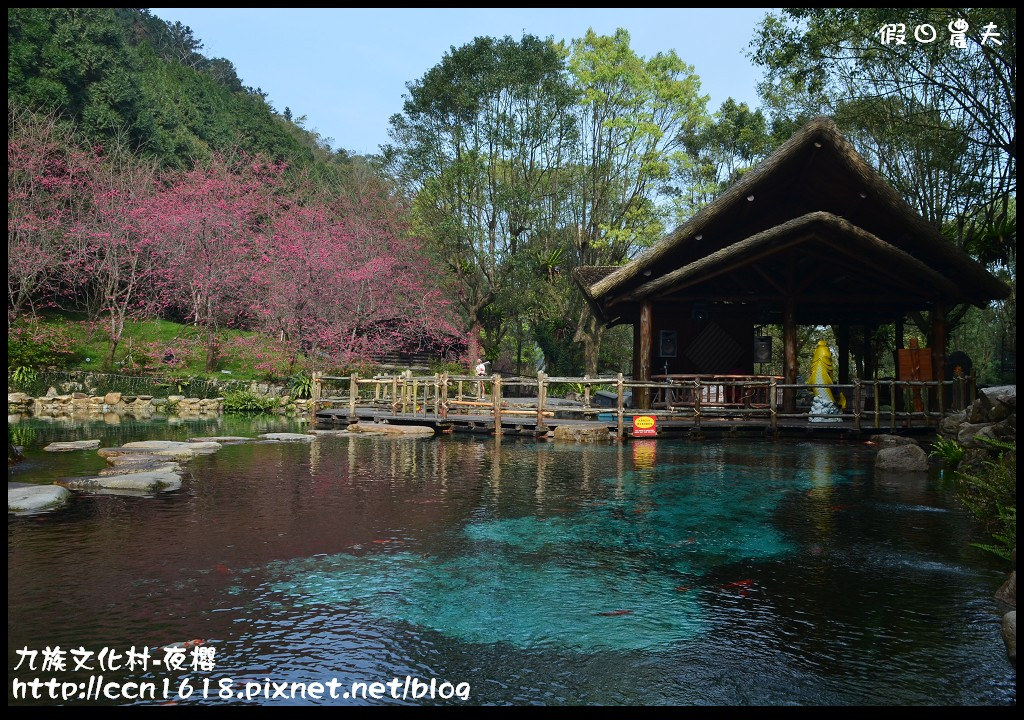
[754,336,772,363]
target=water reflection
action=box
[7,423,1015,705]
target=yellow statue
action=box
[807,340,846,410]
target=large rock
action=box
[44,440,101,452]
[996,570,1016,608]
[939,410,967,436]
[344,423,434,437]
[872,434,919,448]
[258,432,316,442]
[553,424,612,442]
[103,392,122,405]
[9,485,72,513]
[874,444,929,472]
[8,392,31,405]
[957,422,998,449]
[966,400,986,424]
[1003,611,1016,662]
[64,468,182,492]
[980,385,1015,415]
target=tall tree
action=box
[567,29,708,375]
[750,8,1015,261]
[750,8,1016,351]
[384,34,578,361]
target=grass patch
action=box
[10,313,303,382]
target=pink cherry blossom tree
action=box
[145,155,284,370]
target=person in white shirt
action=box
[475,358,487,399]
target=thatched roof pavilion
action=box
[575,117,1010,410]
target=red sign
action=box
[632,415,657,437]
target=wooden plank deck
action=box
[315,407,936,440]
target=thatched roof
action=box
[624,211,960,301]
[573,266,620,296]
[583,116,1009,309]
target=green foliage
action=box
[8,8,350,170]
[10,366,37,386]
[930,437,965,470]
[222,390,278,414]
[289,372,313,399]
[750,8,1015,262]
[429,361,466,376]
[8,424,36,450]
[8,321,82,369]
[954,438,1016,562]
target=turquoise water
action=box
[7,421,1016,705]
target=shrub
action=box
[8,322,81,369]
[955,438,1016,562]
[930,436,965,470]
[289,372,313,399]
[222,390,278,414]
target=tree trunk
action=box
[574,305,604,377]
[206,327,218,371]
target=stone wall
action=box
[938,385,1015,470]
[8,389,316,420]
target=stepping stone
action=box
[346,423,435,436]
[63,468,182,493]
[258,433,316,442]
[188,436,252,444]
[9,485,72,513]
[44,440,101,452]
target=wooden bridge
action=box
[312,372,976,439]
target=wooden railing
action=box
[311,370,977,437]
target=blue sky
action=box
[150,8,773,156]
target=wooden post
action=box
[348,373,357,419]
[693,378,702,430]
[769,378,778,434]
[638,300,652,409]
[783,296,798,413]
[440,373,449,419]
[374,380,380,404]
[583,378,591,409]
[873,380,880,429]
[931,300,946,419]
[936,378,945,423]
[889,380,896,428]
[457,380,464,403]
[853,380,862,432]
[616,372,624,440]
[311,371,322,415]
[403,370,412,414]
[863,322,876,381]
[432,374,439,416]
[536,371,547,430]
[392,376,399,414]
[894,317,905,413]
[412,377,419,414]
[492,374,502,435]
[838,321,850,385]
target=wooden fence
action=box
[311,371,976,437]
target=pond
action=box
[7,417,1016,705]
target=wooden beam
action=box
[864,322,875,381]
[637,300,652,409]
[894,316,905,412]
[932,300,946,393]
[751,264,788,295]
[838,322,850,385]
[783,295,798,413]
